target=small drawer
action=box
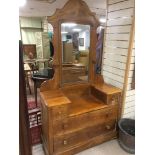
[51,105,68,121]
[91,86,121,105]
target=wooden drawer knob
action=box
[105,125,111,130]
[63,140,68,145]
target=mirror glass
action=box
[96,26,104,74]
[61,23,90,84]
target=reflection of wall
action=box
[79,30,90,51]
[62,34,67,41]
[85,30,90,50]
[79,31,85,51]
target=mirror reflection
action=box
[61,23,90,84]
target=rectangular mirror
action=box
[61,23,90,84]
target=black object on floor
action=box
[118,118,135,154]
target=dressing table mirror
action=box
[61,23,90,84]
[40,0,122,155]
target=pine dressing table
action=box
[39,0,122,154]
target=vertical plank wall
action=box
[102,0,135,118]
[123,36,135,118]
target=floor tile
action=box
[32,140,134,155]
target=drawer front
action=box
[51,105,68,121]
[54,120,116,152]
[53,105,118,135]
[107,93,120,104]
[91,87,121,104]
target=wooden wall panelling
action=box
[108,0,134,12]
[103,71,124,83]
[103,59,126,70]
[105,33,130,41]
[124,101,135,110]
[103,0,135,118]
[104,77,124,88]
[108,8,134,19]
[107,17,132,26]
[106,25,131,33]
[123,111,134,118]
[123,44,135,117]
[104,53,127,63]
[103,65,125,77]
[104,49,128,57]
[108,0,129,5]
[105,41,129,49]
[121,17,135,117]
[123,106,135,115]
[125,95,135,102]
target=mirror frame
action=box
[47,0,100,88]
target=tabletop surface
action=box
[24,58,49,63]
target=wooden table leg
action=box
[34,80,38,107]
[26,72,31,95]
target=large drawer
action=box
[53,104,118,135]
[53,120,116,153]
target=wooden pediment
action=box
[48,0,99,26]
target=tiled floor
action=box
[32,139,133,155]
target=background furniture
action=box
[62,63,86,83]
[24,63,32,94]
[40,1,122,155]
[32,68,54,106]
[63,42,73,63]
[35,58,49,69]
[78,50,89,69]
[23,44,36,59]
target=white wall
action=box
[103,0,135,118]
[123,37,135,119]
[20,17,43,44]
[61,34,67,42]
[79,31,86,51]
[79,30,90,51]
[85,30,90,50]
